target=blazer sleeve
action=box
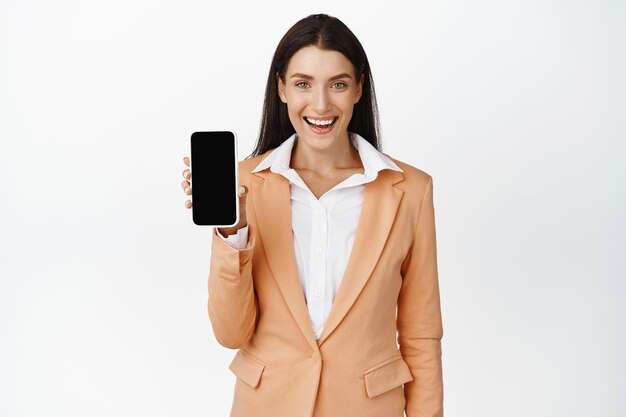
[397,176,444,417]
[207,224,258,349]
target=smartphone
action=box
[190,131,239,226]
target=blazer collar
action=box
[249,136,406,351]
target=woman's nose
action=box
[311,88,331,113]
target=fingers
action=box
[183,179,192,209]
[183,156,191,180]
[183,157,192,209]
[181,180,191,195]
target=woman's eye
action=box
[295,81,310,88]
[332,82,347,89]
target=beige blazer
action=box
[208,148,443,417]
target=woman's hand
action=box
[181,156,248,236]
[181,156,193,209]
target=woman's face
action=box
[277,45,363,151]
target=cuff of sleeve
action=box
[216,225,250,250]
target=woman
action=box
[181,14,443,417]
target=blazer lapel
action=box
[317,169,404,346]
[251,171,320,351]
[251,168,405,350]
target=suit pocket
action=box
[228,349,266,389]
[362,354,414,399]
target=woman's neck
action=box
[290,132,362,176]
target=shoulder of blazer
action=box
[236,149,276,183]
[384,153,436,241]
[383,152,433,194]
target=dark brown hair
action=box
[246,13,382,159]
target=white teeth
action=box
[306,117,335,126]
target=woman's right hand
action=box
[181,156,248,236]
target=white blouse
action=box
[216,132,403,340]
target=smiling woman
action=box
[182,13,444,417]
[276,46,363,152]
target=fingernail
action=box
[239,186,246,194]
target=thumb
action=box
[238,185,248,205]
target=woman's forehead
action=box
[285,46,356,78]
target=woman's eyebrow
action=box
[289,72,353,81]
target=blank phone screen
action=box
[190,131,238,226]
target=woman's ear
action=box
[276,72,287,104]
[354,73,364,104]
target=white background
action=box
[1,1,625,416]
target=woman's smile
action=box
[304,116,339,135]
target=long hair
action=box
[246,14,382,159]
